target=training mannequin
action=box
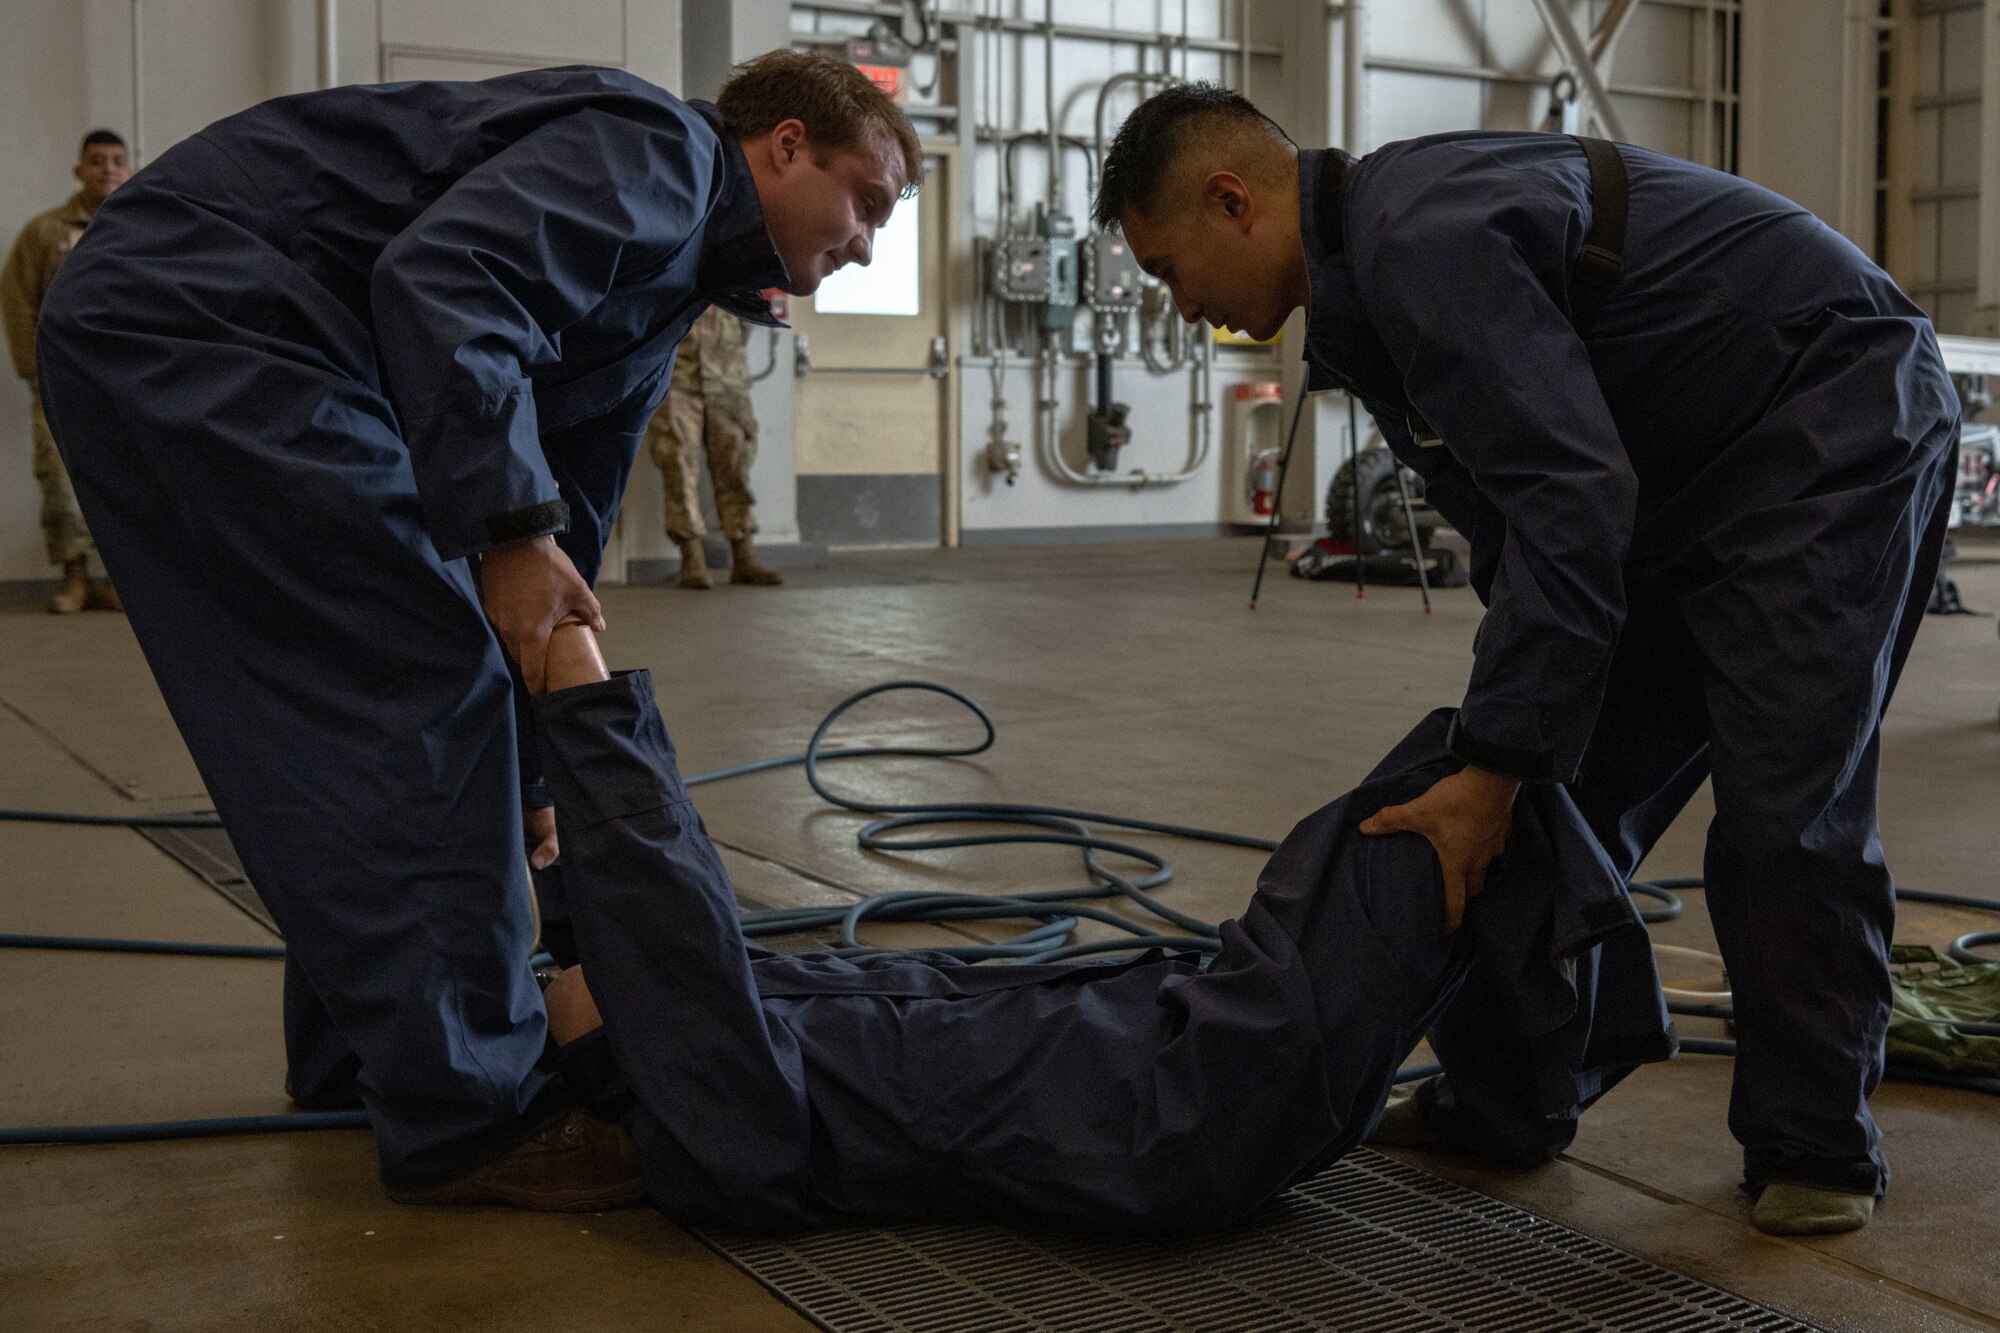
[522,621,1671,1231]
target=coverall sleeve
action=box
[370,108,715,562]
[1351,148,1637,783]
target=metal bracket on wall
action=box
[794,335,951,379]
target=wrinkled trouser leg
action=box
[36,190,557,1184]
[28,385,93,567]
[703,392,759,541]
[646,388,708,544]
[1424,593,1710,1163]
[534,671,816,1227]
[1686,426,1954,1197]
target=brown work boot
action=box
[384,1108,646,1211]
[47,557,89,614]
[675,537,712,589]
[728,536,783,586]
[85,577,122,613]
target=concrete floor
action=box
[3,535,1998,1331]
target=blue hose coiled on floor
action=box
[2,680,1993,1144]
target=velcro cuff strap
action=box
[486,498,570,548]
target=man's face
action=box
[1118,175,1293,341]
[74,144,131,206]
[753,121,906,296]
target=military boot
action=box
[86,577,123,613]
[675,537,712,589]
[47,557,89,614]
[728,536,783,586]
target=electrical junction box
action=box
[990,237,1051,302]
[1083,231,1141,312]
[1039,211,1078,332]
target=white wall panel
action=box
[1481,0,1562,72]
[1943,8,1984,92]
[1368,0,1490,68]
[1367,70,1487,144]
[384,52,544,81]
[0,1,89,580]
[1616,4,1692,85]
[380,0,626,67]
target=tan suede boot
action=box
[85,577,123,613]
[675,536,712,589]
[728,536,783,586]
[47,557,89,614]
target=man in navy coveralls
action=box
[1098,85,1956,1235]
[36,52,921,1208]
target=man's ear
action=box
[1203,171,1256,233]
[768,118,809,172]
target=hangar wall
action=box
[0,0,1982,579]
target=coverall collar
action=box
[688,100,791,327]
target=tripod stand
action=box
[1249,392,1433,614]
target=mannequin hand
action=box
[480,536,604,693]
[525,803,559,871]
[1360,765,1520,933]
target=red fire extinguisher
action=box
[1249,448,1281,515]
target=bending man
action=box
[1093,86,1957,1234]
[37,54,920,1206]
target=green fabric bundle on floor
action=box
[1887,945,2000,1078]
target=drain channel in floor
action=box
[133,824,847,953]
[697,1149,1820,1333]
[138,823,279,936]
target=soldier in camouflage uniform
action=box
[645,304,782,588]
[2,130,130,614]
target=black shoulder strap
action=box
[1569,135,1627,335]
[1316,150,1361,256]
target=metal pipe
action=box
[318,0,337,87]
[1344,0,1366,154]
[999,134,1098,228]
[1094,71,1180,178]
[1362,54,1730,105]
[795,0,1284,56]
[1045,0,1060,206]
[1035,346,1210,487]
[129,0,145,166]
[1237,0,1249,89]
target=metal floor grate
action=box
[698,1149,1821,1333]
[138,823,280,936]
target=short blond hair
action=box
[718,50,924,196]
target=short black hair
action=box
[1092,83,1290,228]
[80,129,126,156]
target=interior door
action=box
[348,0,680,582]
[788,151,953,548]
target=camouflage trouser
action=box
[28,385,93,565]
[646,383,759,543]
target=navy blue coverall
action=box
[1299,134,1959,1196]
[535,669,1671,1231]
[35,68,784,1186]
